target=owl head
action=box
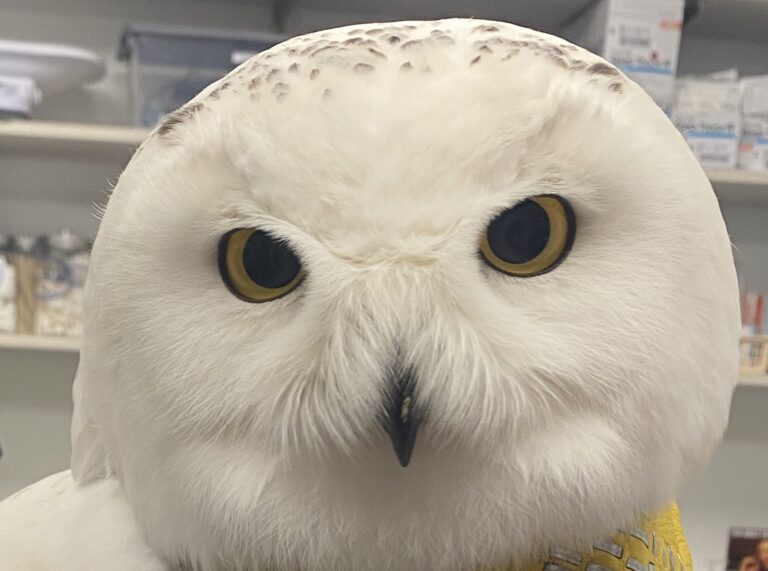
[71,19,739,571]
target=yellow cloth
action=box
[485,503,692,571]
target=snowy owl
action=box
[0,18,739,571]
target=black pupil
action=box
[487,199,550,263]
[241,230,300,289]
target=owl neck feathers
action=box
[171,504,691,571]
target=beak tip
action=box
[383,367,420,467]
[395,446,413,468]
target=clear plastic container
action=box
[35,230,90,338]
[118,24,284,127]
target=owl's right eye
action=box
[218,228,304,303]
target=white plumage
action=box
[0,19,739,571]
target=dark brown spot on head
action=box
[401,40,420,50]
[157,102,204,137]
[343,37,365,46]
[478,45,493,54]
[609,82,624,93]
[347,29,364,35]
[470,55,482,66]
[311,45,339,57]
[365,28,383,36]
[501,49,520,61]
[272,82,289,95]
[368,48,386,59]
[387,35,401,45]
[405,25,417,30]
[288,63,300,73]
[474,24,500,33]
[588,62,619,76]
[287,48,298,56]
[354,62,375,74]
[266,69,280,83]
[208,81,232,100]
[400,61,413,72]
[310,68,320,80]
[249,76,262,90]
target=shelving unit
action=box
[708,169,768,205]
[1,1,768,567]
[0,333,80,353]
[0,120,148,155]
[0,120,767,207]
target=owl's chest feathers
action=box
[170,505,690,571]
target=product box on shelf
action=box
[563,0,684,110]
[739,75,768,172]
[740,292,767,375]
[671,69,741,169]
[0,230,91,339]
[118,24,285,128]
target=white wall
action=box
[0,349,76,499]
[680,387,768,571]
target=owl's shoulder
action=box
[0,471,166,571]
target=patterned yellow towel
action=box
[485,504,692,571]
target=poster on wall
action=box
[728,528,768,571]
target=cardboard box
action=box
[671,70,741,169]
[739,75,768,172]
[565,0,685,110]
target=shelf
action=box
[739,374,768,388]
[708,170,768,205]
[0,121,150,207]
[0,333,766,389]
[0,120,148,156]
[0,333,80,353]
[0,122,767,214]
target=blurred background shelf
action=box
[0,333,80,353]
[0,120,767,208]
[739,374,768,387]
[0,120,148,155]
[1,331,767,390]
[708,169,768,205]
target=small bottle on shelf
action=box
[12,235,39,336]
[0,234,17,334]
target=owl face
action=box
[77,19,739,571]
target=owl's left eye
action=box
[480,194,576,277]
[218,228,304,303]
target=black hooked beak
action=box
[383,368,420,467]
